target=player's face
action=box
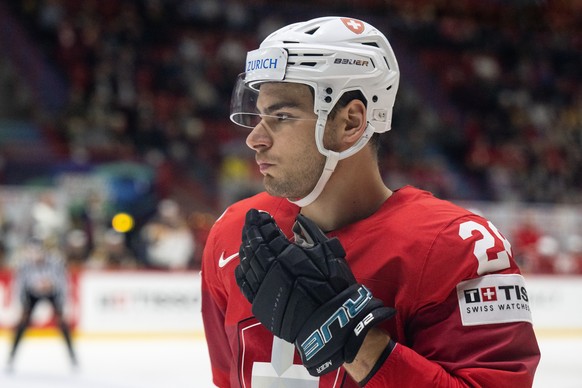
[246,82,326,200]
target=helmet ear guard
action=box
[231,17,400,207]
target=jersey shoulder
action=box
[385,186,516,274]
[388,186,475,225]
[376,186,478,246]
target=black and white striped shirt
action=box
[13,253,68,304]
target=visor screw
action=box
[324,96,332,103]
[372,95,378,103]
[325,87,333,94]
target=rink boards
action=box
[0,271,581,338]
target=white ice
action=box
[0,333,579,387]
[0,335,212,388]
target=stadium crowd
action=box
[0,0,580,274]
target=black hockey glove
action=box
[235,209,290,303]
[235,209,396,376]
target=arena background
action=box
[0,0,580,387]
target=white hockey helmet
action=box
[230,17,400,206]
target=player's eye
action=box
[261,113,296,128]
[274,113,291,121]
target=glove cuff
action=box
[296,284,396,376]
[343,305,396,363]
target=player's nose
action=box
[246,122,272,151]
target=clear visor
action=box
[229,73,317,129]
[229,73,262,128]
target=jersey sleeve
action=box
[201,221,231,388]
[364,214,540,387]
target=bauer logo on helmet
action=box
[333,58,370,67]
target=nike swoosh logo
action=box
[218,251,239,268]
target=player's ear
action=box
[341,99,367,147]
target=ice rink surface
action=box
[0,332,579,387]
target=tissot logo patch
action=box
[457,274,532,326]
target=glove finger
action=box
[241,209,257,242]
[236,254,261,300]
[277,245,326,279]
[244,224,265,251]
[242,209,271,245]
[252,258,348,345]
[244,208,264,226]
[239,244,253,272]
[251,260,290,337]
[323,237,347,259]
[259,221,284,241]
[249,244,275,280]
[326,256,357,291]
[244,217,286,251]
[234,265,255,303]
[244,266,260,293]
[244,209,276,230]
[268,235,289,255]
[234,264,244,287]
[241,231,282,281]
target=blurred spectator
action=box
[534,235,559,274]
[85,229,138,270]
[4,0,579,208]
[5,239,77,372]
[69,191,108,262]
[394,0,582,203]
[556,234,582,275]
[1,0,581,275]
[63,228,90,269]
[30,192,70,245]
[512,211,543,272]
[140,199,195,270]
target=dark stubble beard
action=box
[263,152,326,200]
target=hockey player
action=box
[6,239,78,371]
[201,16,540,387]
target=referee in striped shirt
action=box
[6,238,78,371]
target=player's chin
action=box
[264,179,303,199]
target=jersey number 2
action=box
[459,220,512,275]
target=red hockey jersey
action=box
[201,186,540,387]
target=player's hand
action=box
[235,209,289,303]
[235,209,396,376]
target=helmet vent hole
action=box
[372,96,378,103]
[304,27,320,35]
[362,42,380,48]
[300,62,317,67]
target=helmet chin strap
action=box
[289,112,375,208]
[289,149,339,208]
